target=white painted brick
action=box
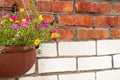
[59,41,96,56]
[37,43,57,57]
[97,40,120,55]
[78,56,112,70]
[59,73,95,80]
[96,69,120,80]
[25,64,35,74]
[19,75,57,80]
[114,54,120,68]
[38,58,76,73]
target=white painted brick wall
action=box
[37,43,57,57]
[19,75,57,80]
[59,73,95,80]
[59,41,96,56]
[19,40,120,80]
[78,56,112,70]
[38,58,76,73]
[114,54,120,68]
[96,69,120,80]
[97,40,120,55]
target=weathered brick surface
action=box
[76,1,110,13]
[77,29,110,40]
[113,3,120,13]
[96,16,120,27]
[112,29,120,38]
[43,14,55,23]
[4,0,31,10]
[96,16,109,27]
[36,1,73,12]
[58,15,94,27]
[57,29,74,40]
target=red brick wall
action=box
[1,0,120,40]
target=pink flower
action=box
[12,24,19,29]
[53,38,57,42]
[2,14,9,19]
[22,22,29,27]
[40,23,48,28]
[11,16,17,21]
[51,29,56,33]
[26,17,32,21]
[35,27,39,32]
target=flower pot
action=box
[0,46,36,78]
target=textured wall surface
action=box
[19,40,120,80]
[1,0,120,80]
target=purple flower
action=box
[26,17,32,21]
[44,23,48,27]
[51,29,56,33]
[40,23,48,28]
[53,38,57,42]
[11,16,17,21]
[22,22,29,27]
[12,24,19,29]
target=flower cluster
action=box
[0,8,59,50]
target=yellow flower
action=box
[19,8,24,13]
[39,15,44,21]
[0,21,4,25]
[51,33,59,38]
[34,39,40,46]
[9,18,13,22]
[22,19,26,22]
[15,20,20,23]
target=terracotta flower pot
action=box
[0,46,36,78]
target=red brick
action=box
[113,3,120,13]
[77,29,110,40]
[0,2,2,6]
[108,16,119,26]
[98,2,110,13]
[117,16,120,26]
[36,1,51,12]
[76,1,110,13]
[36,1,73,12]
[112,29,120,38]
[76,1,89,12]
[57,29,73,40]
[43,14,55,23]
[51,1,73,12]
[4,0,32,11]
[58,15,94,27]
[96,16,109,27]
[96,16,120,27]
